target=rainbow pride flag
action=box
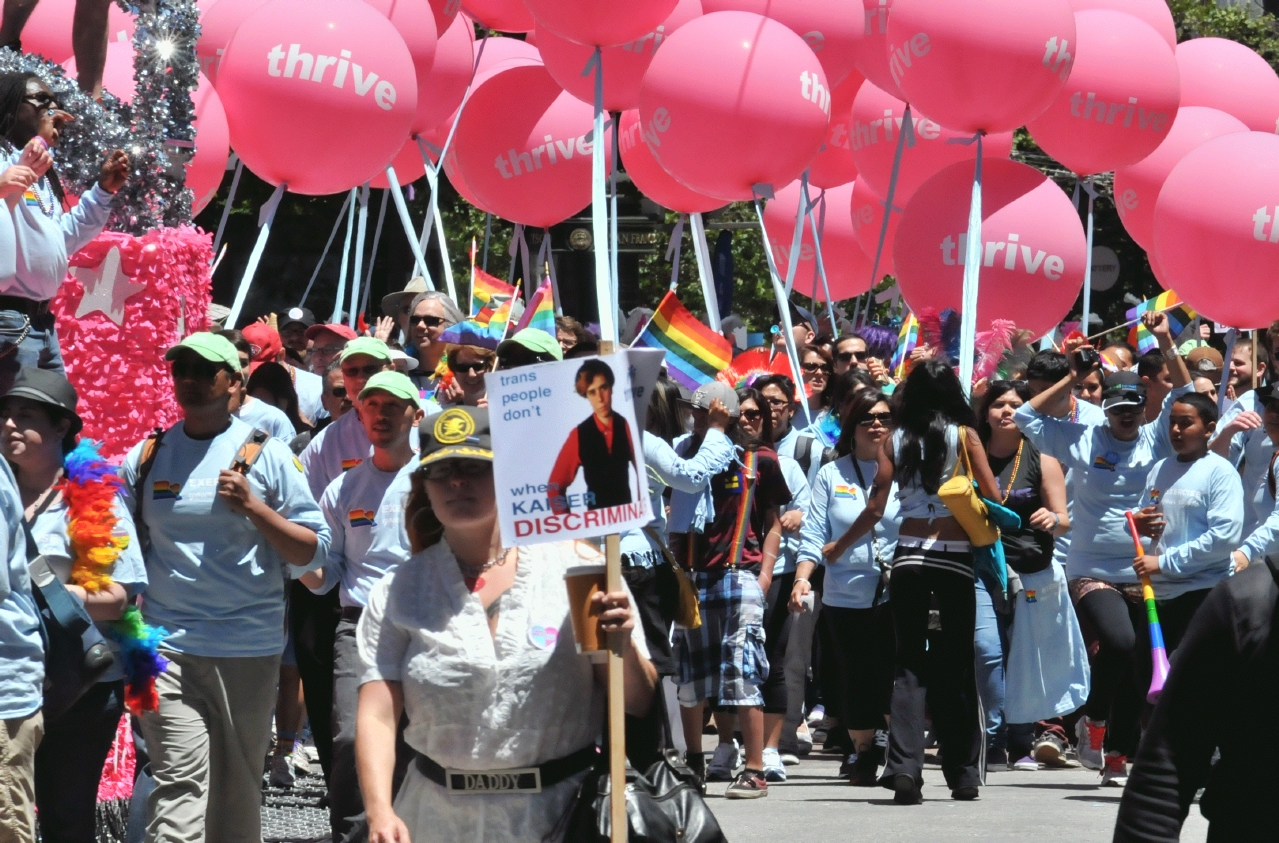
[471,267,516,318]
[632,291,732,390]
[890,313,919,379]
[514,279,556,338]
[1126,291,1197,354]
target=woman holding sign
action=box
[355,407,657,843]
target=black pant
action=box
[35,681,125,843]
[819,603,894,732]
[622,564,675,676]
[1074,586,1210,757]
[290,580,341,779]
[882,563,982,789]
[761,571,795,714]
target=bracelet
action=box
[1051,512,1061,529]
[793,577,809,586]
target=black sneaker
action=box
[952,785,980,801]
[892,774,922,805]
[848,752,880,787]
[725,769,769,799]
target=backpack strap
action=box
[1268,449,1279,502]
[133,427,167,553]
[796,434,815,476]
[229,429,271,476]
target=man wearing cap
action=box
[244,322,326,427]
[120,332,329,842]
[279,307,317,368]
[1212,347,1275,535]
[299,371,421,840]
[380,276,429,347]
[494,328,563,370]
[304,322,357,379]
[668,382,742,539]
[773,303,816,357]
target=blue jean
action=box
[0,309,64,393]
[34,680,125,843]
[974,579,1010,752]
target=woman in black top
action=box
[975,381,1070,769]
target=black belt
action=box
[415,744,598,794]
[0,296,49,317]
[340,606,363,622]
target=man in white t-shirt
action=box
[120,332,328,843]
[302,371,421,840]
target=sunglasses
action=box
[452,361,489,375]
[836,350,868,364]
[342,363,384,379]
[422,459,492,481]
[763,396,790,408]
[312,344,345,356]
[856,412,893,427]
[740,408,763,422]
[801,362,831,374]
[172,358,226,382]
[24,92,62,112]
[328,387,348,399]
[409,314,447,328]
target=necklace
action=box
[461,547,512,589]
[1000,439,1025,504]
[28,178,53,218]
[1069,396,1080,424]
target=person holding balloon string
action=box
[1015,311,1193,788]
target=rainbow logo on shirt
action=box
[1092,451,1118,471]
[152,481,182,500]
[341,458,363,472]
[21,189,41,208]
[348,509,377,528]
[833,484,859,499]
[1148,489,1162,506]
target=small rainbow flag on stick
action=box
[1126,291,1197,354]
[632,291,733,390]
[471,267,517,318]
[891,313,920,379]
[514,279,556,338]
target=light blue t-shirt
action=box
[237,396,297,442]
[121,418,329,658]
[774,455,811,576]
[1214,390,1274,534]
[316,460,413,608]
[0,460,42,719]
[798,455,901,609]
[776,426,824,490]
[1053,397,1108,566]
[1015,383,1192,583]
[666,430,736,536]
[1241,461,1279,563]
[1139,453,1243,599]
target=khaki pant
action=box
[140,651,280,843]
[0,710,43,843]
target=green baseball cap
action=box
[359,371,419,403]
[339,336,392,363]
[165,332,240,372]
[496,328,563,362]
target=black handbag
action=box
[23,505,115,723]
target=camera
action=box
[1073,347,1101,371]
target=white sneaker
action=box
[706,740,741,782]
[778,751,800,766]
[268,752,296,788]
[1076,716,1106,771]
[805,706,825,728]
[794,723,814,755]
[1100,753,1128,788]
[762,748,787,782]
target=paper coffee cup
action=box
[564,564,608,660]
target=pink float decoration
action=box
[197,0,271,84]
[1113,105,1248,249]
[1176,37,1279,134]
[218,0,418,196]
[22,0,135,64]
[64,40,136,102]
[1153,132,1279,329]
[524,0,678,47]
[849,175,898,280]
[807,72,862,190]
[637,11,831,201]
[765,180,872,301]
[849,80,1013,205]
[1028,10,1180,176]
[701,0,861,87]
[414,14,476,136]
[618,110,722,214]
[885,0,1076,134]
[894,158,1087,339]
[188,73,231,215]
[463,0,535,32]
[1069,0,1175,48]
[539,0,701,112]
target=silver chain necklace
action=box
[460,547,512,581]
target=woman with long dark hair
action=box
[879,360,1001,803]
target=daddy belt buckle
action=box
[445,766,542,794]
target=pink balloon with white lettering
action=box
[637,11,831,202]
[885,0,1076,134]
[849,175,898,280]
[426,0,463,35]
[364,0,438,137]
[539,0,702,112]
[894,158,1087,338]
[22,0,135,64]
[765,180,872,302]
[413,14,475,137]
[188,73,231,215]
[1153,132,1279,329]
[198,0,271,84]
[849,0,905,100]
[525,0,678,47]
[807,72,862,190]
[617,110,722,214]
[64,40,136,102]
[849,80,1013,204]
[1027,11,1179,176]
[217,0,418,196]
[1069,0,1175,48]
[464,0,535,32]
[701,0,861,87]
[446,63,608,227]
[1113,105,1248,249]
[1176,38,1279,134]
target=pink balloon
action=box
[475,34,541,73]
[371,138,426,188]
[637,12,831,202]
[894,158,1087,338]
[426,0,463,35]
[64,40,135,103]
[463,0,535,32]
[218,0,418,196]
[525,0,678,48]
[364,0,437,139]
[539,0,702,112]
[765,180,872,301]
[849,0,905,100]
[808,73,862,190]
[1153,132,1279,329]
[849,175,897,280]
[414,14,476,136]
[198,0,271,84]
[1069,0,1174,48]
[701,0,861,87]
[1176,38,1279,135]
[446,63,608,227]
[850,81,1013,204]
[1027,10,1180,176]
[188,73,231,215]
[618,110,722,213]
[23,0,134,63]
[886,0,1076,134]
[1113,106,1248,249]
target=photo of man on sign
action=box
[547,359,641,514]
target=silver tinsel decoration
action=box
[0,0,200,235]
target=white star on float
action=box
[73,246,146,326]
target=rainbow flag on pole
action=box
[632,291,733,390]
[513,279,556,338]
[1126,291,1197,354]
[471,267,516,318]
[890,313,920,379]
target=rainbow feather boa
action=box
[59,440,168,714]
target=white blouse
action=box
[358,539,649,843]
